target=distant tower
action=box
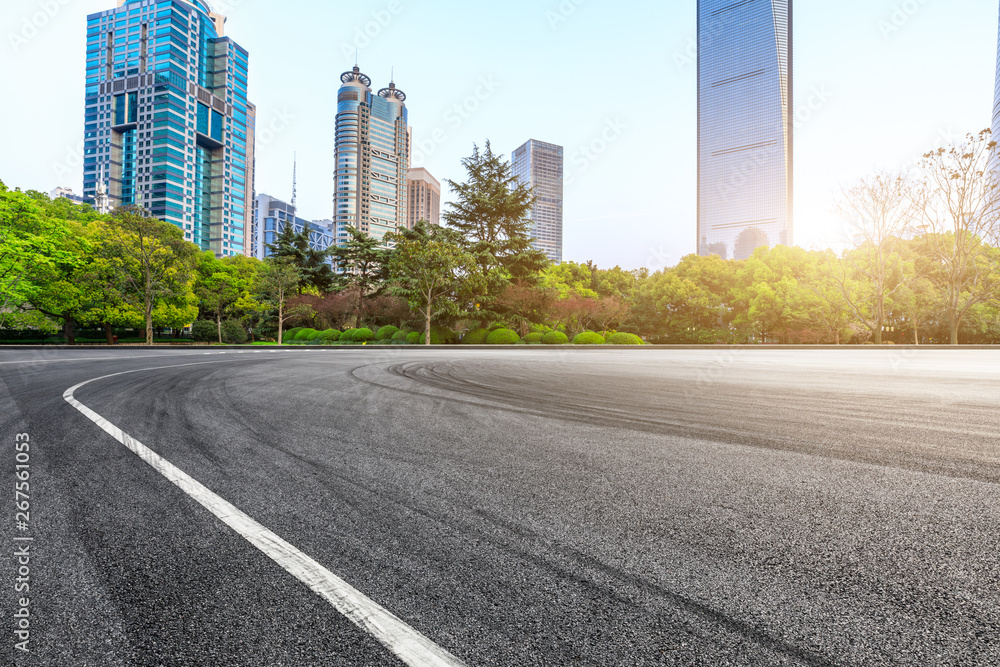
[333,65,409,246]
[511,140,564,264]
[697,0,793,260]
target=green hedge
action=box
[191,320,217,342]
[486,328,520,345]
[352,328,374,342]
[542,331,570,345]
[283,327,304,342]
[462,328,490,345]
[573,331,606,345]
[316,329,342,343]
[392,329,411,342]
[606,332,644,346]
[376,325,399,341]
[521,332,544,344]
[221,320,248,345]
[406,332,421,345]
[295,328,318,341]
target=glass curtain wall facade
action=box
[252,194,334,262]
[697,0,792,260]
[334,66,409,246]
[993,1,1000,147]
[83,0,255,257]
[511,139,564,264]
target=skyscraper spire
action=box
[292,152,297,210]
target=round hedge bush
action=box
[542,331,570,345]
[573,331,606,345]
[316,329,341,343]
[376,325,399,341]
[462,328,490,345]
[521,332,544,344]
[606,332,644,346]
[419,326,458,346]
[283,327,304,342]
[191,320,217,342]
[406,332,421,345]
[295,328,318,341]
[221,320,248,345]
[392,329,411,342]
[340,328,357,342]
[352,328,374,342]
[486,328,520,345]
[305,329,323,341]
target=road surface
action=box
[1,347,998,665]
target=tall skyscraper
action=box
[511,139,564,264]
[407,167,441,227]
[993,2,1000,143]
[333,66,409,246]
[697,0,792,261]
[83,0,255,257]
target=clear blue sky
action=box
[1,0,996,270]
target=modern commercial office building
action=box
[406,167,441,227]
[252,194,334,261]
[697,0,792,260]
[333,66,409,246]
[83,0,255,257]
[511,139,564,264]
[993,2,1000,145]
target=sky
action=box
[0,0,997,271]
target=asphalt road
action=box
[1,347,999,666]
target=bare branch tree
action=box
[910,130,1000,344]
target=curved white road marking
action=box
[64,362,466,667]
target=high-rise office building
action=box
[252,194,334,261]
[697,0,792,261]
[511,139,564,264]
[333,66,409,246]
[993,2,1000,143]
[407,167,441,227]
[83,0,255,257]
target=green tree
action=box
[388,230,482,346]
[258,257,308,344]
[267,222,335,293]
[329,226,391,328]
[103,206,198,345]
[443,142,550,319]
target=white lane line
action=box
[64,363,466,667]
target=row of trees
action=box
[4,132,1000,345]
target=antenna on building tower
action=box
[292,152,297,210]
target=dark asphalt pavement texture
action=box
[1,347,998,666]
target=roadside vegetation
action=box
[5,133,1000,346]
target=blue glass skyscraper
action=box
[697,0,793,260]
[512,139,564,264]
[334,66,409,246]
[83,0,255,257]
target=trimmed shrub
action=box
[191,320,217,343]
[486,328,520,345]
[295,328,318,341]
[392,329,411,342]
[542,331,570,345]
[305,329,323,341]
[522,332,544,344]
[316,329,342,343]
[352,328,374,342]
[376,325,399,341]
[462,328,490,345]
[340,328,357,342]
[606,332,644,346]
[406,332,421,345]
[573,331,606,346]
[221,320,248,345]
[419,326,459,346]
[283,327,304,342]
